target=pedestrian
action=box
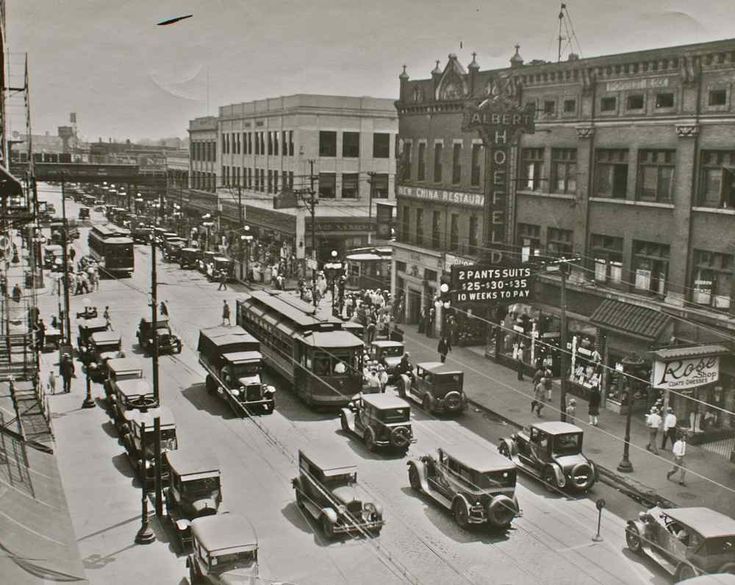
[666,434,687,486]
[544,373,553,402]
[532,367,544,387]
[11,283,22,303]
[661,407,678,450]
[516,343,525,381]
[103,306,112,330]
[222,300,231,326]
[47,369,57,395]
[69,246,76,262]
[645,407,662,454]
[36,319,46,351]
[566,398,576,424]
[437,336,450,363]
[218,270,228,291]
[377,365,389,393]
[60,353,75,393]
[367,369,381,393]
[365,319,376,345]
[588,386,601,426]
[532,378,545,417]
[160,300,169,318]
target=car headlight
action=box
[232,388,240,396]
[337,505,347,515]
[265,385,276,394]
[144,459,152,469]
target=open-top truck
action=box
[197,325,276,416]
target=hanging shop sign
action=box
[450,264,533,303]
[653,355,720,390]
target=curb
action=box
[466,397,676,509]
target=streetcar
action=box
[236,290,363,407]
[344,246,392,290]
[88,223,135,276]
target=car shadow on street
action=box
[180,383,237,420]
[111,452,135,480]
[268,380,339,423]
[100,419,118,440]
[399,486,513,545]
[340,430,410,462]
[281,501,366,548]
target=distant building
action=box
[188,116,217,193]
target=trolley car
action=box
[236,290,363,407]
[88,223,135,276]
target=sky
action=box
[7,0,735,142]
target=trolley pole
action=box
[60,174,72,346]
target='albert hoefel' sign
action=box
[653,355,720,390]
[451,265,533,303]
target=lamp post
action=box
[134,420,155,545]
[324,250,343,317]
[617,355,645,473]
[240,227,253,281]
[82,362,97,409]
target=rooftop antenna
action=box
[556,2,583,62]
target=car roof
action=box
[302,330,364,349]
[662,508,735,539]
[107,357,143,374]
[165,449,220,478]
[362,394,411,410]
[78,318,108,330]
[125,405,175,427]
[140,316,170,326]
[533,421,583,435]
[677,576,735,585]
[417,362,463,375]
[223,350,263,363]
[91,331,121,344]
[191,513,257,553]
[116,378,153,398]
[299,446,357,476]
[371,340,403,348]
[442,442,516,473]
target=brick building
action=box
[395,39,735,436]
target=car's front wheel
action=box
[321,515,335,539]
[364,428,377,452]
[498,442,511,459]
[452,498,469,529]
[422,394,432,413]
[674,563,698,582]
[625,524,643,554]
[408,464,422,492]
[340,412,350,433]
[543,466,559,492]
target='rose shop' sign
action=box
[653,355,720,390]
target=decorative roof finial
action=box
[468,51,480,71]
[432,60,441,75]
[399,65,409,80]
[510,44,524,67]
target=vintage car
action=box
[292,446,384,538]
[498,421,597,492]
[407,443,519,529]
[76,304,98,320]
[121,406,177,486]
[198,251,217,275]
[103,356,144,402]
[186,514,259,585]
[131,224,153,244]
[179,247,201,270]
[136,316,182,355]
[397,362,467,415]
[163,237,187,262]
[76,317,108,351]
[678,576,735,585]
[164,449,222,552]
[78,207,90,220]
[43,244,64,271]
[110,377,156,435]
[626,506,735,582]
[208,256,235,282]
[340,393,414,453]
[369,340,404,374]
[82,331,123,380]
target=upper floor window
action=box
[543,100,556,115]
[591,234,623,284]
[449,214,459,251]
[470,144,483,187]
[517,223,541,262]
[343,132,360,158]
[595,149,628,199]
[401,206,411,243]
[691,250,732,310]
[452,143,462,185]
[415,208,424,246]
[547,227,573,258]
[402,142,413,181]
[318,172,336,198]
[600,96,617,112]
[521,148,545,191]
[373,133,390,158]
[709,88,728,107]
[626,94,644,110]
[632,240,670,295]
[319,131,337,157]
[417,143,426,181]
[342,173,359,198]
[431,211,441,248]
[433,143,443,183]
[655,92,674,109]
[563,99,576,114]
[468,215,479,253]
[638,150,674,202]
[370,173,389,198]
[699,150,735,208]
[551,148,577,194]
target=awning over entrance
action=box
[650,344,730,361]
[0,163,23,198]
[589,298,670,341]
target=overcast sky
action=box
[7,0,734,142]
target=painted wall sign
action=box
[397,185,483,207]
[605,77,670,92]
[653,355,720,390]
[450,264,533,303]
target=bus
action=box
[236,290,363,407]
[344,246,392,290]
[88,223,135,276]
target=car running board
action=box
[644,548,677,575]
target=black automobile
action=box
[136,316,182,355]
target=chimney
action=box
[468,52,480,96]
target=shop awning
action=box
[650,344,730,361]
[589,298,670,341]
[0,163,23,198]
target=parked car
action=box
[292,446,384,538]
[76,317,108,351]
[121,406,177,486]
[179,247,201,270]
[198,251,217,275]
[340,393,414,453]
[186,514,259,585]
[369,340,404,374]
[43,244,64,271]
[131,225,153,244]
[498,421,597,492]
[626,506,735,582]
[110,378,156,435]
[678,576,735,585]
[78,207,90,220]
[162,237,187,262]
[164,449,222,552]
[209,256,235,282]
[396,361,466,415]
[407,443,519,529]
[103,357,143,403]
[80,330,122,376]
[136,316,182,355]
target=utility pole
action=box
[150,237,162,517]
[559,260,569,422]
[367,172,375,244]
[60,175,71,346]
[308,160,317,308]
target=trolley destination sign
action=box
[450,265,533,303]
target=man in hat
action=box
[60,353,75,393]
[645,407,662,454]
[367,369,381,393]
[661,407,678,450]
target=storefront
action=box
[392,242,443,327]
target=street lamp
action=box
[617,355,646,473]
[82,362,97,409]
[240,227,253,281]
[324,250,343,317]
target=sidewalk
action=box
[400,323,735,515]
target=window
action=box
[655,92,674,109]
[543,100,556,115]
[638,150,674,202]
[471,144,482,186]
[433,142,443,182]
[449,214,459,251]
[289,131,294,156]
[318,173,336,198]
[254,133,260,155]
[415,208,424,246]
[401,206,410,243]
[521,148,545,191]
[373,133,390,158]
[342,173,359,198]
[691,250,732,309]
[417,143,426,181]
[431,211,441,248]
[343,132,360,158]
[517,223,541,262]
[370,173,389,198]
[273,170,278,192]
[273,131,279,156]
[709,89,728,106]
[547,227,573,258]
[281,171,287,191]
[632,240,670,295]
[590,234,623,284]
[319,131,337,157]
[402,142,412,180]
[469,215,479,254]
[551,148,577,194]
[452,143,462,184]
[699,151,735,208]
[563,99,576,113]
[281,131,287,156]
[289,171,294,189]
[595,149,629,199]
[600,96,617,112]
[626,94,644,110]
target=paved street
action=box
[32,186,674,585]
